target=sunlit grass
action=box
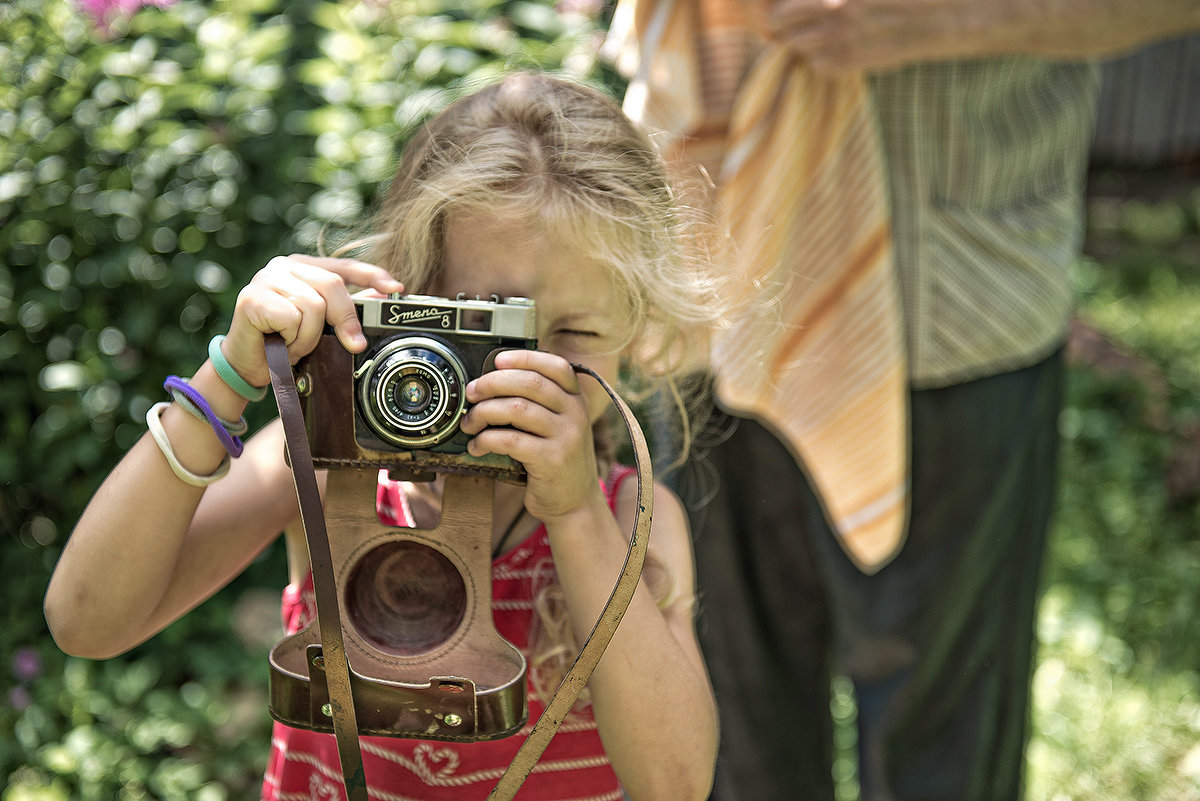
[1027,179,1200,800]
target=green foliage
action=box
[1,0,611,796]
[1026,176,1200,801]
[1,0,613,545]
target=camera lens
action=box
[356,336,469,449]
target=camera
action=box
[270,292,538,742]
[294,292,536,479]
[352,292,537,453]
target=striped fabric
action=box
[869,59,1099,388]
[607,0,909,571]
[262,471,636,801]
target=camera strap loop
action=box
[266,334,370,801]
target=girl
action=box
[44,73,719,801]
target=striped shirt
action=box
[606,0,1099,569]
[872,59,1099,389]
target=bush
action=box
[1,0,611,796]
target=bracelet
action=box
[207,335,269,402]
[167,380,250,437]
[145,402,231,487]
[163,375,245,458]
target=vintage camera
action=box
[270,293,539,743]
[352,292,537,454]
[294,292,536,479]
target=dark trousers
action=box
[679,350,1064,801]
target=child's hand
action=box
[221,255,404,387]
[459,349,604,523]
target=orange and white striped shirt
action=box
[608,0,909,571]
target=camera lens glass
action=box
[395,375,431,414]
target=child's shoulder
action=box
[375,474,441,529]
[608,465,687,533]
[604,463,639,495]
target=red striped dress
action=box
[262,469,635,801]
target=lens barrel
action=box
[357,336,469,448]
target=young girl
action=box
[44,73,720,801]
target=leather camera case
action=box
[267,334,528,741]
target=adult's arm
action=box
[760,0,1200,72]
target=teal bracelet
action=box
[207,335,269,402]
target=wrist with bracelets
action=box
[145,336,269,486]
[146,402,232,487]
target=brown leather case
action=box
[268,469,528,741]
[267,335,527,741]
[263,332,651,800]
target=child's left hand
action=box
[459,349,603,523]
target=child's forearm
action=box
[545,495,718,801]
[43,365,277,658]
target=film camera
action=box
[291,292,538,473]
[267,293,538,743]
[352,292,538,455]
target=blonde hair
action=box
[367,71,719,390]
[359,72,719,705]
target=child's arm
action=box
[44,256,402,659]
[554,481,718,801]
[462,350,719,801]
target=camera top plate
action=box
[359,292,536,341]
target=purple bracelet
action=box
[163,375,245,458]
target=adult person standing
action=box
[605,1,1200,800]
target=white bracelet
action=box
[145,402,231,487]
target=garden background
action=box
[2,1,1198,798]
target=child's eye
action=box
[548,328,601,342]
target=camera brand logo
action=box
[385,303,454,329]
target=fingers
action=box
[466,351,583,419]
[490,349,583,395]
[460,351,589,455]
[764,0,878,73]
[223,255,405,383]
[269,255,404,354]
[288,254,405,296]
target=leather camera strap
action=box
[265,334,652,801]
[266,334,369,801]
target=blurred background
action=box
[1,1,1197,799]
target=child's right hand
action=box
[220,255,404,387]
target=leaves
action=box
[1,0,611,796]
[0,0,612,539]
